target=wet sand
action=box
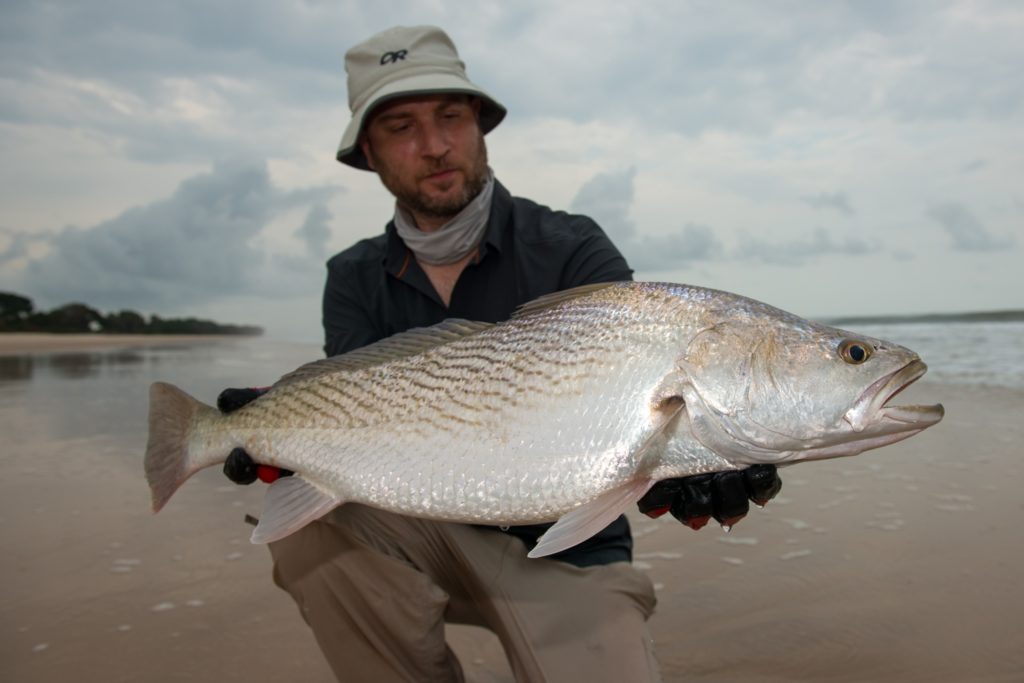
[3,377,1022,682]
[0,333,239,356]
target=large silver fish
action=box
[145,282,943,557]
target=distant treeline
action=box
[829,310,1024,326]
[0,291,263,336]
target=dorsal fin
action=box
[512,282,621,319]
[272,319,494,389]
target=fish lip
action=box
[846,359,944,431]
[881,359,927,406]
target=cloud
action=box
[14,159,339,310]
[927,202,1014,251]
[294,203,333,258]
[0,1,362,166]
[570,168,724,271]
[478,1,1024,135]
[960,159,987,173]
[801,191,855,215]
[5,0,1020,169]
[631,224,724,271]
[569,170,887,271]
[569,167,638,243]
[733,226,880,266]
[0,227,43,266]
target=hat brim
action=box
[336,73,506,171]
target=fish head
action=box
[678,313,944,464]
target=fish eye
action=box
[838,339,873,364]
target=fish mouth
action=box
[846,360,945,432]
[686,359,945,466]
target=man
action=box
[221,25,781,682]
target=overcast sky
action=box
[1,0,1021,342]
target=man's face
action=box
[361,94,489,224]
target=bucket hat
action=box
[336,25,507,170]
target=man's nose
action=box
[418,122,450,158]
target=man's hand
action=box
[637,465,782,530]
[216,387,269,414]
[217,387,292,485]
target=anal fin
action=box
[250,476,342,544]
[528,478,656,559]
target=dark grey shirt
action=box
[321,180,635,567]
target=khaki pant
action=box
[269,505,661,682]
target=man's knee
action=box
[268,514,450,616]
[268,519,343,592]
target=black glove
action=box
[217,387,292,485]
[637,465,782,530]
[216,386,269,414]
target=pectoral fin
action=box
[528,478,657,559]
[251,476,342,544]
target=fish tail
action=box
[145,381,217,512]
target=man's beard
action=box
[375,137,489,222]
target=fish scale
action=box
[146,281,943,557]
[227,291,677,519]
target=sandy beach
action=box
[2,338,1022,682]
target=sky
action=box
[1,0,1021,342]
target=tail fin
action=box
[145,381,215,512]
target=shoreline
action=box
[0,332,247,356]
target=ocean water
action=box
[849,320,1024,390]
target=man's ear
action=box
[360,137,376,171]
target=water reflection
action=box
[48,353,102,379]
[0,338,322,446]
[0,356,33,381]
[0,348,152,382]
